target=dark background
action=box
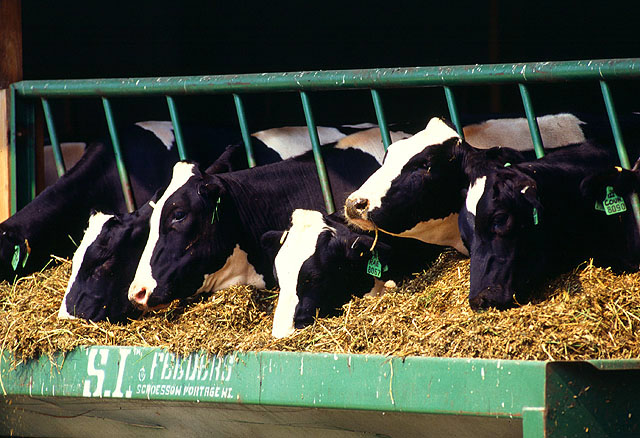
[20,0,640,141]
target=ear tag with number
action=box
[366,251,382,278]
[11,245,20,271]
[211,197,221,224]
[532,207,539,226]
[603,186,626,216]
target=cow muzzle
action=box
[129,285,151,310]
[468,285,515,311]
[344,196,375,230]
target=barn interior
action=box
[14,1,640,148]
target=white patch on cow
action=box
[252,126,346,160]
[135,121,175,150]
[397,213,468,256]
[340,122,378,129]
[197,244,265,293]
[271,209,334,339]
[462,113,585,150]
[128,162,196,303]
[466,176,487,217]
[521,186,530,194]
[347,118,459,211]
[335,128,411,164]
[58,212,114,319]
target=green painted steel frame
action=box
[8,57,640,214]
[1,347,638,437]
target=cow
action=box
[126,145,384,312]
[0,122,362,283]
[60,127,406,321]
[261,209,441,338]
[459,141,637,310]
[343,115,586,253]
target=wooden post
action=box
[0,0,22,220]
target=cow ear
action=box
[205,144,246,174]
[344,234,377,261]
[580,167,640,202]
[197,177,225,201]
[261,230,286,263]
[520,184,543,226]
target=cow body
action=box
[262,209,441,338]
[1,122,366,282]
[127,146,382,312]
[459,141,633,310]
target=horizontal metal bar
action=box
[11,59,640,98]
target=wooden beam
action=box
[0,0,23,88]
[0,0,22,219]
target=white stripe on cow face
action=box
[271,209,334,339]
[466,176,487,217]
[252,126,346,160]
[197,244,266,293]
[58,212,114,319]
[128,162,196,304]
[134,121,175,150]
[347,118,460,211]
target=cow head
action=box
[460,168,544,310]
[59,206,152,323]
[127,162,239,311]
[262,210,387,338]
[344,117,467,253]
[0,227,31,282]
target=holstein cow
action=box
[344,114,589,252]
[261,209,441,338]
[459,141,636,310]
[0,122,359,282]
[126,146,383,312]
[63,127,405,321]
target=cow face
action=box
[263,210,384,338]
[59,205,151,323]
[461,169,544,310]
[128,162,239,311]
[344,117,467,253]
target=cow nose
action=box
[469,286,514,311]
[345,197,370,220]
[131,287,149,308]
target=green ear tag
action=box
[211,197,221,224]
[603,186,627,216]
[594,201,605,212]
[532,207,539,226]
[366,251,382,278]
[11,245,20,271]
[504,162,512,167]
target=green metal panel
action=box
[444,86,464,139]
[11,59,640,98]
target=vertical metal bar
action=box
[600,80,640,234]
[101,97,136,213]
[12,96,37,209]
[443,86,464,139]
[9,87,18,215]
[41,98,66,177]
[370,89,392,150]
[518,83,545,158]
[166,96,187,161]
[233,94,257,168]
[300,91,335,214]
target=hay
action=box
[1,250,640,363]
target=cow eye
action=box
[492,213,510,234]
[172,210,187,223]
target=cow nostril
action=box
[134,288,147,304]
[345,197,370,219]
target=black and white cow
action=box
[459,141,636,310]
[343,115,588,253]
[261,209,441,338]
[126,146,384,312]
[58,127,407,321]
[0,122,362,283]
